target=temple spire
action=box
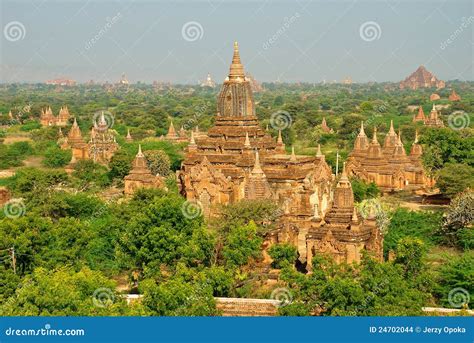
[414,129,419,144]
[190,130,196,145]
[126,129,133,142]
[372,127,378,144]
[277,130,283,144]
[351,207,359,223]
[290,146,297,162]
[340,162,348,181]
[252,149,264,174]
[137,144,144,157]
[229,41,245,79]
[244,132,251,147]
[359,121,366,136]
[316,144,322,157]
[388,120,395,135]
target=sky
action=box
[0,0,473,84]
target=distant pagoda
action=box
[200,73,216,88]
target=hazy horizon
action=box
[1,0,473,84]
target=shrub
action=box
[268,243,298,268]
[43,146,71,168]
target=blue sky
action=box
[1,0,472,83]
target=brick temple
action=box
[346,121,433,191]
[178,42,384,266]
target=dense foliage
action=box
[0,82,472,316]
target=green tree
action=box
[144,149,171,176]
[108,150,133,180]
[72,160,111,189]
[435,252,473,308]
[140,277,217,316]
[384,208,442,255]
[268,244,298,269]
[42,146,71,168]
[394,237,427,278]
[0,267,138,316]
[222,221,262,267]
[436,190,474,249]
[436,163,474,198]
[117,193,208,273]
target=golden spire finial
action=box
[414,129,419,144]
[389,120,395,135]
[252,149,264,174]
[290,146,297,162]
[359,121,366,136]
[277,129,283,144]
[316,144,322,157]
[244,132,251,147]
[229,41,244,79]
[372,127,378,143]
[137,144,144,157]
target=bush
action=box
[436,163,474,198]
[268,243,298,268]
[351,178,380,202]
[20,121,41,131]
[436,190,474,249]
[108,150,133,180]
[144,150,171,176]
[42,146,71,168]
[222,221,262,267]
[435,252,473,308]
[384,208,442,255]
[0,141,34,169]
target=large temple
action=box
[178,42,383,266]
[399,65,445,90]
[60,113,119,165]
[346,121,432,191]
[40,106,70,127]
